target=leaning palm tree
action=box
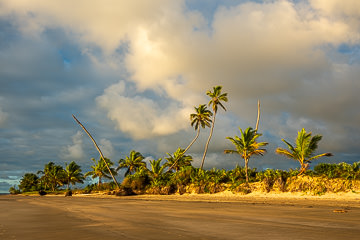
[165,148,193,172]
[201,85,228,169]
[275,128,333,175]
[117,150,146,177]
[224,127,268,183]
[64,161,85,190]
[183,104,212,154]
[85,158,117,186]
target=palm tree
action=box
[275,128,333,175]
[85,158,117,186]
[183,104,212,154]
[64,161,85,190]
[149,158,166,179]
[201,85,228,169]
[117,150,146,177]
[224,127,268,183]
[37,162,65,191]
[165,148,193,172]
[148,158,166,186]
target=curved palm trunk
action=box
[255,100,260,132]
[168,128,201,172]
[72,115,120,189]
[184,127,200,154]
[201,112,216,169]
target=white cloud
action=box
[96,81,191,139]
[99,138,114,159]
[2,0,359,158]
[60,131,86,161]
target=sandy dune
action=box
[0,193,359,239]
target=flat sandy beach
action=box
[1,192,359,239]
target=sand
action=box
[0,193,359,239]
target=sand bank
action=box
[0,193,359,239]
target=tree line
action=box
[10,86,359,195]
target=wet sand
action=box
[0,194,359,240]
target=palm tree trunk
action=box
[245,158,249,183]
[184,127,200,154]
[255,100,260,132]
[201,112,216,169]
[72,115,120,189]
[168,128,201,172]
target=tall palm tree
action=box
[85,158,117,186]
[64,161,85,190]
[165,148,193,172]
[117,150,146,177]
[183,104,212,154]
[224,127,268,183]
[201,85,228,169]
[275,128,333,175]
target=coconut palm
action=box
[224,127,268,183]
[148,158,166,186]
[165,148,193,172]
[64,161,85,190]
[37,162,65,191]
[117,150,146,177]
[275,128,333,175]
[201,85,228,169]
[149,158,166,179]
[85,158,117,186]
[183,104,212,154]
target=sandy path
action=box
[0,194,359,240]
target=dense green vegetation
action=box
[9,85,359,196]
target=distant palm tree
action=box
[85,158,117,186]
[183,104,212,154]
[37,162,65,191]
[64,161,85,190]
[149,158,166,179]
[275,128,333,175]
[165,148,193,172]
[201,85,228,169]
[117,150,146,177]
[148,158,166,186]
[224,127,268,183]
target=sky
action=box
[0,0,359,192]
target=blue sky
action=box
[0,0,359,192]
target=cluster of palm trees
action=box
[16,161,85,193]
[13,85,338,194]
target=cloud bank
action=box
[0,0,359,191]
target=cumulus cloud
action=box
[60,131,86,161]
[96,81,192,139]
[99,138,114,159]
[0,0,359,175]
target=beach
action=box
[0,193,359,240]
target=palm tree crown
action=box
[165,148,193,172]
[117,150,146,177]
[275,128,333,175]
[183,104,212,154]
[85,158,117,186]
[64,161,84,190]
[201,85,228,169]
[224,127,268,183]
[207,85,228,113]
